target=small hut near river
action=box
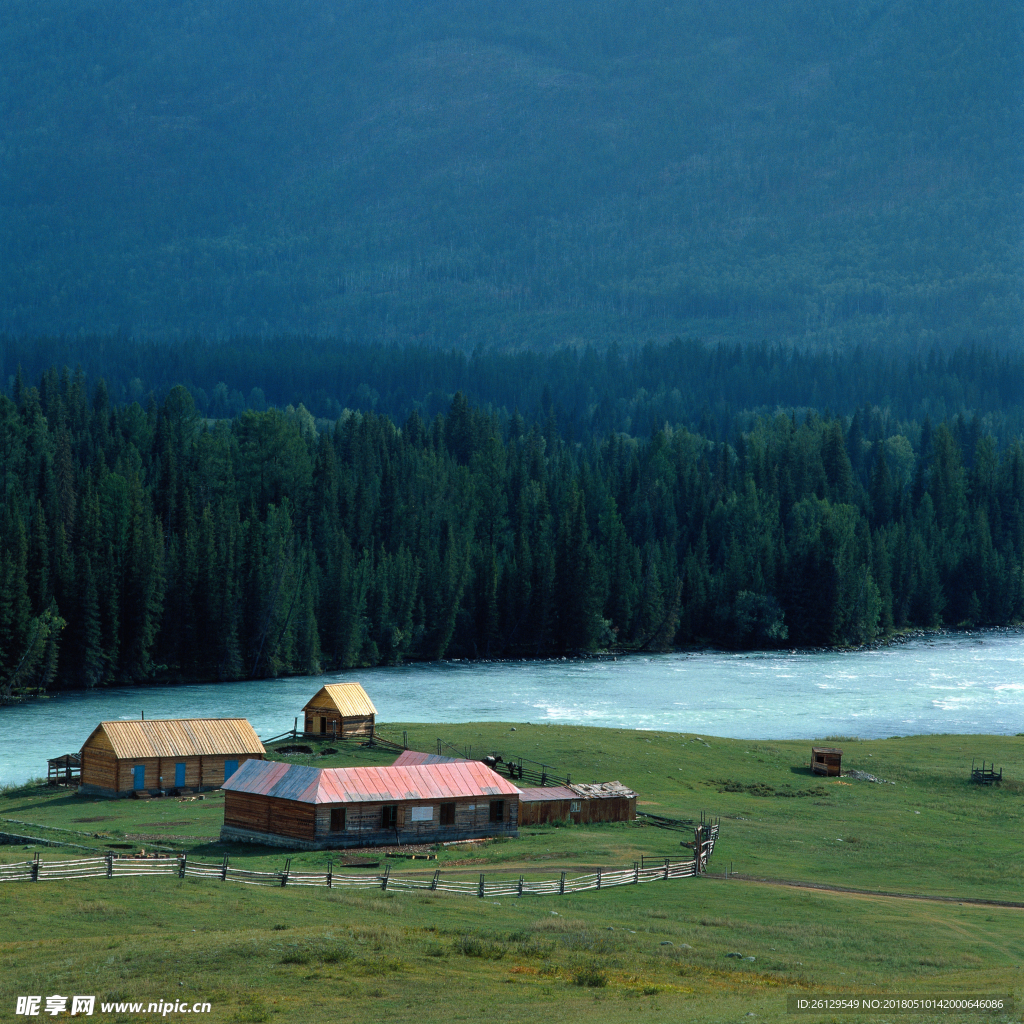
[302,683,376,739]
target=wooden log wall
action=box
[231,795,520,847]
[81,752,263,795]
[224,793,316,841]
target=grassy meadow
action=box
[0,724,1021,1023]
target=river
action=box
[1,630,1022,786]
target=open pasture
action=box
[1,725,1021,1022]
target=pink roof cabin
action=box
[220,758,520,849]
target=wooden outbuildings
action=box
[78,719,265,797]
[302,683,376,739]
[517,781,637,825]
[811,746,843,777]
[220,758,521,849]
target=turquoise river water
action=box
[1,630,1022,786]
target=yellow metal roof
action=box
[303,683,377,718]
[84,719,265,760]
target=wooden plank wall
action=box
[520,795,636,826]
[80,749,118,792]
[225,793,316,840]
[82,751,263,794]
[246,796,519,845]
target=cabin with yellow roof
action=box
[78,718,265,797]
[302,682,377,739]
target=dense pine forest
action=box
[4,361,1024,695]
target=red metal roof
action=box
[223,758,520,804]
[517,786,576,802]
[391,750,470,766]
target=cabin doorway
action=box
[132,765,145,790]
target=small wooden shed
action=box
[811,746,843,777]
[302,683,376,739]
[79,719,265,797]
[221,759,520,849]
[518,781,637,826]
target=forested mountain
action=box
[4,368,1024,693]
[4,335,1024,445]
[2,0,1020,349]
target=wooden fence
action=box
[0,826,717,897]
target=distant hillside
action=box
[1,0,1020,348]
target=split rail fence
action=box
[0,825,717,898]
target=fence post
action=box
[634,861,639,884]
[437,738,442,755]
[559,871,566,895]
[281,858,291,887]
[221,856,229,882]
[664,858,669,880]
[541,770,547,786]
[478,873,485,898]
[381,865,390,891]
[693,827,701,875]
[596,868,602,890]
[518,875,524,897]
[326,859,333,889]
[403,731,408,750]
[179,854,186,880]
[106,852,114,878]
[430,869,440,891]
[30,853,39,882]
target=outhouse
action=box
[810,746,843,777]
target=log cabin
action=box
[220,758,521,849]
[517,781,637,825]
[78,719,265,797]
[302,683,376,739]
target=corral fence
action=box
[0,825,718,898]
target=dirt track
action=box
[707,872,1024,909]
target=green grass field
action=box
[1,724,1021,1023]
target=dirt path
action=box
[709,872,1024,909]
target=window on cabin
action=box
[440,803,456,826]
[381,805,398,829]
[489,800,504,823]
[330,808,346,832]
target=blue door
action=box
[174,763,186,788]
[224,759,239,780]
[133,764,146,790]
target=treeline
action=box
[3,366,1024,692]
[4,335,1024,445]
